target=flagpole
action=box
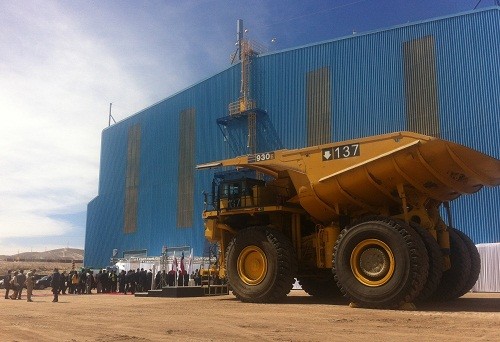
[188,248,193,278]
[173,251,177,287]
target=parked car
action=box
[1,273,48,289]
[33,274,47,282]
[35,275,52,290]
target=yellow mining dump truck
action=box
[197,131,500,308]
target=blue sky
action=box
[0,0,496,255]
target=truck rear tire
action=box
[225,227,297,303]
[333,217,428,309]
[409,223,443,302]
[451,228,481,298]
[431,228,471,301]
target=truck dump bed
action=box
[198,132,500,223]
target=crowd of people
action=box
[3,269,36,302]
[3,266,217,302]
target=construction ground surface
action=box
[0,289,498,341]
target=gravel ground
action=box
[0,289,499,341]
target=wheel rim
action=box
[237,245,268,285]
[350,239,395,287]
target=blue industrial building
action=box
[85,8,499,267]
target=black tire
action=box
[298,270,342,298]
[333,217,428,309]
[225,227,297,303]
[431,228,471,301]
[409,223,443,302]
[452,228,481,298]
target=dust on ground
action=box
[0,289,498,342]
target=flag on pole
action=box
[172,251,177,273]
[180,252,185,274]
[187,248,193,275]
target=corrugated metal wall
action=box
[85,8,500,267]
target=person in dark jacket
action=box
[16,270,26,299]
[155,271,161,289]
[101,270,109,293]
[60,271,67,294]
[110,270,117,293]
[9,271,19,299]
[123,271,129,294]
[3,270,12,299]
[78,270,86,295]
[137,268,145,292]
[167,270,175,287]
[146,270,153,291]
[177,270,184,287]
[95,270,103,293]
[124,270,135,294]
[118,270,126,293]
[51,268,61,302]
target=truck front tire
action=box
[226,227,297,303]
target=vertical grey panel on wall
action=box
[124,124,141,233]
[306,67,332,146]
[177,108,196,228]
[403,35,440,137]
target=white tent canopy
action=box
[472,243,500,293]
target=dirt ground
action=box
[0,289,499,342]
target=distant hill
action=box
[0,248,84,261]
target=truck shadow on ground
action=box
[221,294,349,306]
[416,297,500,313]
[221,294,500,313]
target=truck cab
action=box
[218,176,264,210]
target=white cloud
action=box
[0,0,248,255]
[0,2,152,254]
[0,0,275,255]
[0,213,70,239]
